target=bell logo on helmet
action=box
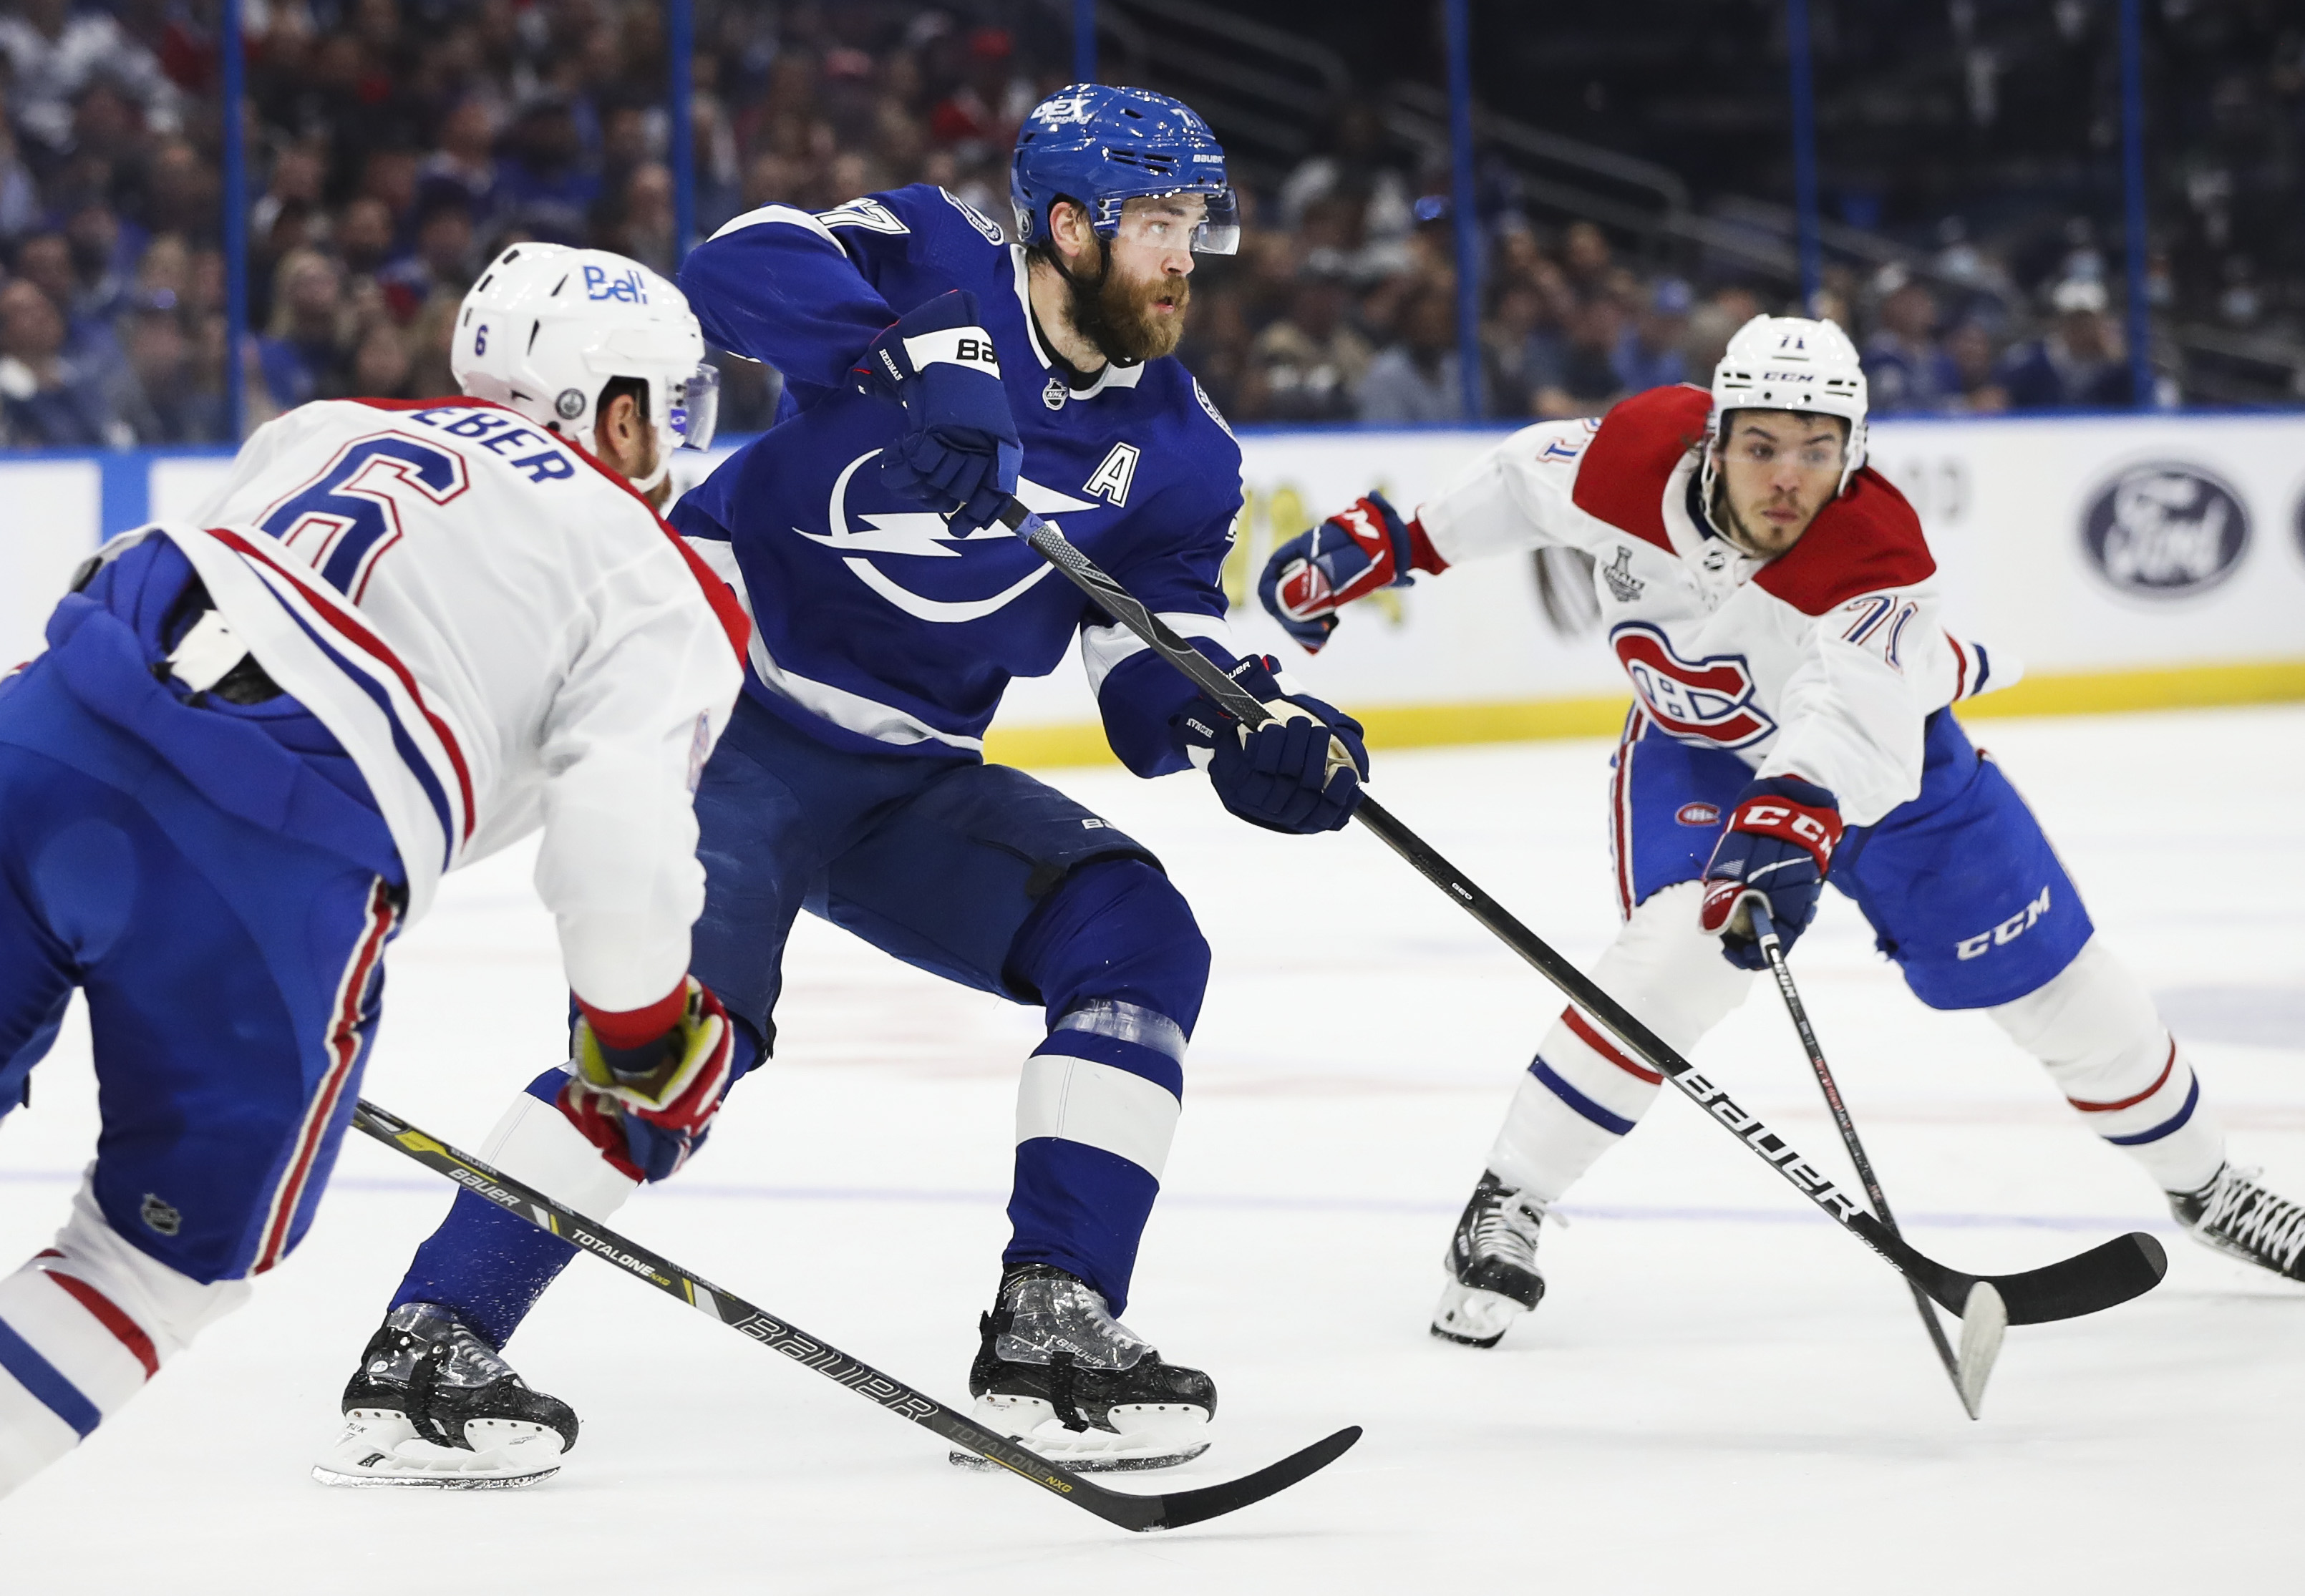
[581,263,649,304]
[555,388,586,419]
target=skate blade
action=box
[951,1394,1211,1472]
[311,1415,566,1489]
[1432,1280,1529,1348]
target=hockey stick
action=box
[349,1099,1359,1532]
[1747,902,2006,1418]
[1002,500,2165,1327]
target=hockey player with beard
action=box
[0,244,744,1498]
[1261,316,2305,1348]
[322,85,1368,1484]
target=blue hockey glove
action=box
[1698,777,1845,970]
[1256,491,1445,653]
[1172,655,1370,835]
[852,290,1022,535]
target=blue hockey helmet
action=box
[1011,84,1239,256]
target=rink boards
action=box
[4,413,2301,759]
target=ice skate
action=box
[2169,1165,2305,1283]
[953,1264,1215,1472]
[312,1303,578,1488]
[1432,1171,1550,1348]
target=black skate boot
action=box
[1431,1170,1550,1348]
[2169,1164,2305,1282]
[311,1303,578,1488]
[956,1263,1215,1471]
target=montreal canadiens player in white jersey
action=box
[323,84,1368,1484]
[1263,316,2305,1348]
[0,243,745,1497]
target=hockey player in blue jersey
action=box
[327,86,1369,1481]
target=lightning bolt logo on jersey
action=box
[672,183,1246,764]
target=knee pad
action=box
[1009,859,1210,1038]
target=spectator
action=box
[1684,283,1762,374]
[1533,295,1626,418]
[379,196,477,324]
[1481,275,1558,419]
[1999,278,2134,408]
[0,276,122,446]
[1943,320,2009,413]
[1360,287,1484,424]
[0,115,42,243]
[256,247,349,412]
[417,97,501,224]
[496,94,599,244]
[348,318,414,399]
[336,196,398,281]
[111,291,223,443]
[0,0,182,157]
[1863,268,1952,414]
[1246,250,1374,423]
[1560,220,1614,298]
[928,28,1030,160]
[1615,277,1692,393]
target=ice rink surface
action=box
[1,704,2300,1593]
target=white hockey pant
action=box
[0,1179,252,1498]
[1485,886,2225,1202]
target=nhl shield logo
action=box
[2080,463,2249,598]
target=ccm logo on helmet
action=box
[1611,623,1777,749]
[583,264,650,304]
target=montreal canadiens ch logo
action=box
[1611,622,1776,749]
[795,450,1100,624]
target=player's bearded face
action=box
[1711,412,1848,558]
[1062,200,1197,362]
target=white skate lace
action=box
[2199,1167,2305,1272]
[1469,1189,1551,1270]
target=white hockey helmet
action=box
[451,243,719,492]
[1706,313,1868,497]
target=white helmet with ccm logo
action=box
[452,243,719,492]
[1707,314,1868,497]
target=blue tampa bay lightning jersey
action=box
[671,183,1247,777]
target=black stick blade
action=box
[1132,1426,1364,1532]
[1892,1230,2168,1325]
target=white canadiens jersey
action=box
[162,396,746,1011]
[1417,384,2014,826]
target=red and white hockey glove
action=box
[1256,491,1446,653]
[561,977,735,1182]
[1698,777,1844,971]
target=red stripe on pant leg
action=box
[2068,1037,2178,1114]
[1612,712,1641,920]
[42,1272,159,1380]
[255,882,397,1273]
[1561,1007,1665,1085]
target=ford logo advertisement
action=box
[2080,463,2250,597]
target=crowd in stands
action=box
[0,0,2263,451]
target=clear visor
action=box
[1100,188,1240,256]
[669,362,719,451]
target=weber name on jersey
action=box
[673,182,1248,772]
[169,394,746,1005]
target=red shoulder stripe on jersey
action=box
[208,526,478,841]
[1571,384,1711,553]
[44,1272,159,1380]
[349,396,752,664]
[567,441,754,666]
[1752,467,1936,616]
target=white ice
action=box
[1,705,2300,1594]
